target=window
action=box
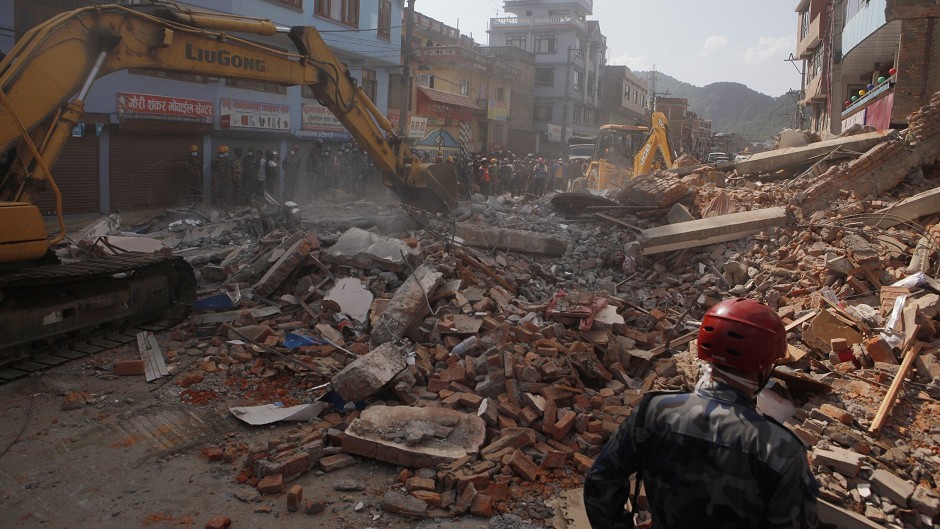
[573,71,584,92]
[506,34,526,50]
[535,67,555,86]
[460,79,470,96]
[315,0,360,28]
[800,6,811,40]
[377,0,391,40]
[495,87,505,102]
[534,34,557,54]
[362,68,377,102]
[573,106,583,125]
[534,104,553,121]
[491,124,503,143]
[587,74,596,97]
[343,0,360,27]
[418,74,435,89]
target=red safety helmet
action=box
[697,298,787,373]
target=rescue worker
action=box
[487,157,499,196]
[264,150,279,197]
[584,297,818,529]
[230,147,244,204]
[498,158,513,197]
[306,139,325,201]
[531,157,547,196]
[185,144,201,198]
[211,145,232,205]
[282,144,302,201]
[240,148,259,202]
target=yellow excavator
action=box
[0,2,458,366]
[582,112,676,191]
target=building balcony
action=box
[489,15,587,33]
[800,73,826,105]
[796,13,821,58]
[503,0,593,16]
[413,45,521,79]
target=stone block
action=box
[331,343,406,402]
[871,468,915,507]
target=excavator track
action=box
[0,253,196,380]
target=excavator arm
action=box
[633,112,676,176]
[0,2,456,261]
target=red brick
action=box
[257,474,284,494]
[205,515,231,529]
[287,485,303,512]
[486,482,509,502]
[113,359,145,376]
[454,483,477,514]
[277,452,311,479]
[305,499,327,515]
[553,410,577,440]
[203,447,224,461]
[572,453,595,473]
[509,449,542,482]
[470,494,494,517]
[411,490,443,508]
[541,450,568,469]
[405,477,436,492]
[318,453,357,472]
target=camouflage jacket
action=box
[584,380,818,529]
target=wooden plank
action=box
[189,306,281,325]
[785,310,817,332]
[147,334,169,377]
[869,334,922,434]
[137,331,168,383]
[594,213,643,233]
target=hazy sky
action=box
[415,0,801,98]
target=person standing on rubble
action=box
[211,145,232,205]
[584,298,818,529]
[306,139,324,201]
[282,144,302,201]
[264,150,279,197]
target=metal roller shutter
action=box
[34,134,99,215]
[111,132,203,211]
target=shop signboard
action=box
[117,92,214,123]
[219,98,290,132]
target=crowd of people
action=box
[195,143,590,207]
[455,152,588,200]
[200,139,385,206]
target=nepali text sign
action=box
[117,93,214,123]
[487,98,509,122]
[219,98,290,132]
[547,124,562,142]
[301,103,352,142]
[407,117,428,139]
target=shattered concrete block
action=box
[369,265,443,349]
[331,343,406,403]
[380,491,429,517]
[911,485,940,517]
[254,237,313,298]
[813,446,863,477]
[322,227,420,272]
[343,406,486,468]
[323,277,374,323]
[870,468,915,507]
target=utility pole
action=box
[647,66,669,113]
[399,0,416,138]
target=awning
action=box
[417,87,478,121]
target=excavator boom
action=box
[633,112,676,176]
[0,2,457,369]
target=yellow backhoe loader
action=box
[0,2,458,366]
[581,112,676,191]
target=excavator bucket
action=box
[398,163,459,214]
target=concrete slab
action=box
[735,131,891,175]
[323,278,374,323]
[456,224,570,256]
[343,406,486,468]
[639,207,789,255]
[863,187,940,228]
[322,227,419,272]
[369,264,443,348]
[331,343,407,403]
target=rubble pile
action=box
[58,93,940,527]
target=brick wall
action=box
[801,89,940,213]
[893,17,939,122]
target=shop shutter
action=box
[34,134,99,215]
[110,132,203,211]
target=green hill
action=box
[636,72,804,143]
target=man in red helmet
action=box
[584,298,818,529]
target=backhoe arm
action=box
[633,112,676,176]
[0,3,456,216]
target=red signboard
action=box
[117,92,214,123]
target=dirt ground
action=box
[0,347,499,529]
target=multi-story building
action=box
[488,0,607,153]
[3,0,403,214]
[796,0,940,134]
[391,11,533,157]
[599,65,648,126]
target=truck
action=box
[580,112,677,192]
[0,2,458,366]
